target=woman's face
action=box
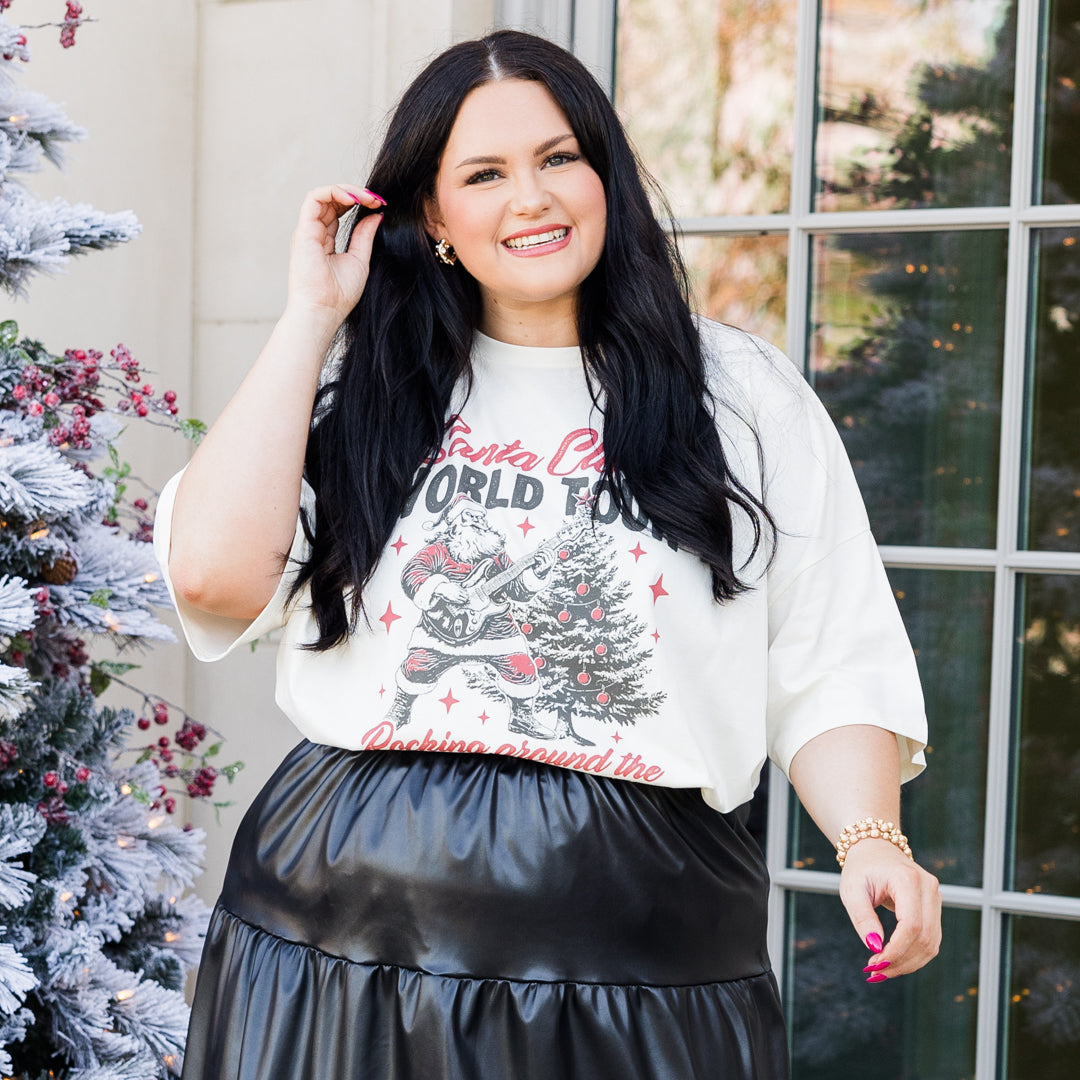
[425,78,607,343]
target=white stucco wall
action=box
[9,0,496,926]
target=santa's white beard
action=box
[447,523,505,562]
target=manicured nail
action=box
[365,189,387,206]
[345,190,363,204]
[865,933,884,953]
[865,973,888,983]
[862,961,890,973]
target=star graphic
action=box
[629,543,646,563]
[439,688,459,713]
[518,517,535,538]
[390,535,408,556]
[378,684,386,698]
[378,602,401,634]
[612,730,622,744]
[478,710,490,725]
[651,629,661,643]
[649,573,669,604]
[575,490,595,509]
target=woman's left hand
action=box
[838,837,942,979]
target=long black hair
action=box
[288,29,776,650]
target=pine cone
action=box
[41,553,78,585]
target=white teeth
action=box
[504,228,568,249]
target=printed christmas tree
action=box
[522,519,664,734]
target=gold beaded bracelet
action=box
[835,817,913,868]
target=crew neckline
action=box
[473,330,583,370]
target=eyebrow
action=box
[455,133,576,169]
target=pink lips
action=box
[501,225,572,257]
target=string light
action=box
[115,989,135,1001]
[116,834,136,849]
[143,571,160,583]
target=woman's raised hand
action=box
[285,185,386,328]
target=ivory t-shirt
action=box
[154,319,927,813]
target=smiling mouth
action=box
[503,227,569,250]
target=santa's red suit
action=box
[394,540,548,699]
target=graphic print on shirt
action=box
[384,492,596,745]
[496,512,665,738]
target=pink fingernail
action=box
[862,961,891,973]
[365,189,387,206]
[865,933,884,953]
[345,190,363,204]
[865,973,888,983]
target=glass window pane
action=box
[1037,0,1080,204]
[815,0,1016,211]
[1002,915,1080,1079]
[680,232,787,347]
[809,230,1007,548]
[1008,574,1080,899]
[1022,228,1080,552]
[788,567,993,888]
[614,0,796,217]
[786,893,979,1080]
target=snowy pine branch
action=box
[0,937,38,1015]
[0,86,87,179]
[0,662,33,718]
[0,571,35,634]
[0,186,140,298]
[0,437,99,517]
[0,803,43,907]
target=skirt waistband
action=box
[220,741,771,986]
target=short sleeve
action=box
[728,335,928,781]
[152,467,313,662]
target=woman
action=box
[159,30,940,1080]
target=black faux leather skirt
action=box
[181,741,789,1079]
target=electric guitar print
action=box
[426,513,589,645]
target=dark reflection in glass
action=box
[786,895,978,1080]
[815,0,1015,211]
[1023,228,1080,552]
[679,232,787,348]
[1037,0,1080,204]
[789,567,993,888]
[809,230,1007,548]
[614,0,796,217]
[1002,916,1080,1079]
[1009,575,1080,899]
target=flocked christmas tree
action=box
[1,6,230,1078]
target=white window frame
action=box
[497,2,1080,1075]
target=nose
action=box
[508,168,551,216]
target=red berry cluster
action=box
[187,766,217,800]
[175,717,208,752]
[61,2,84,49]
[37,794,69,825]
[149,785,178,815]
[67,637,89,667]
[0,738,18,768]
[137,700,170,731]
[1,30,28,62]
[110,345,179,416]
[35,762,92,825]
